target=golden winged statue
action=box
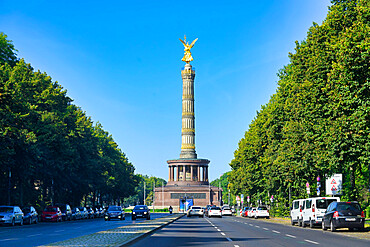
[179,35,198,63]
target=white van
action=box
[290,199,304,226]
[301,197,340,228]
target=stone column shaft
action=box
[197,166,200,181]
[180,64,197,159]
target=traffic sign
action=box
[326,174,342,195]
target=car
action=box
[248,207,257,218]
[132,205,150,220]
[241,207,251,217]
[290,199,304,226]
[222,206,232,216]
[41,206,62,222]
[86,207,95,219]
[0,206,24,226]
[301,197,340,228]
[208,206,222,218]
[104,205,125,221]
[254,206,269,219]
[204,205,212,217]
[231,206,236,214]
[55,203,72,221]
[22,206,38,224]
[187,206,204,217]
[322,201,365,232]
[78,207,89,219]
[71,207,82,220]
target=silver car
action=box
[0,206,24,226]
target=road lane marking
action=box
[0,238,18,242]
[249,224,253,226]
[217,229,221,231]
[27,234,42,237]
[305,239,319,245]
[263,227,269,230]
[285,234,296,238]
[221,232,226,236]
[226,237,232,241]
[55,230,65,232]
[272,230,280,234]
[234,245,240,247]
[255,225,260,228]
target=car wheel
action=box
[104,218,108,221]
[20,218,23,226]
[290,218,294,225]
[330,221,336,232]
[11,218,15,226]
[132,216,136,220]
[254,216,257,219]
[309,220,314,228]
[322,221,327,231]
[298,218,302,227]
[266,216,269,219]
[147,216,150,220]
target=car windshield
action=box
[191,206,201,209]
[134,206,147,210]
[337,203,361,212]
[258,207,267,210]
[210,207,221,210]
[316,199,337,209]
[108,206,121,211]
[45,207,57,212]
[223,207,230,210]
[0,207,13,213]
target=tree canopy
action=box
[0,32,138,209]
[228,0,370,212]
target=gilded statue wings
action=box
[189,38,198,48]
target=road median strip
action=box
[40,214,184,247]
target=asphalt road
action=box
[130,215,370,247]
[0,213,170,247]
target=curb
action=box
[121,214,185,246]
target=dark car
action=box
[322,201,365,232]
[104,206,125,221]
[71,207,82,220]
[132,205,150,220]
[41,206,62,222]
[0,206,24,226]
[55,203,72,221]
[22,206,38,224]
[86,207,95,219]
[79,207,88,219]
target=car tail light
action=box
[312,204,315,213]
[267,210,269,213]
[300,207,302,212]
[361,211,365,218]
[333,211,339,218]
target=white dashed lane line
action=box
[226,237,232,241]
[221,232,226,236]
[255,225,260,228]
[305,239,319,245]
[263,227,269,230]
[285,234,296,239]
[27,234,42,237]
[272,230,280,234]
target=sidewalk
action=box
[41,214,184,247]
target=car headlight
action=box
[133,212,136,214]
[3,215,10,220]
[144,212,147,214]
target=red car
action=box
[41,206,62,222]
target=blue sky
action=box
[1,0,331,181]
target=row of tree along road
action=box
[228,0,370,217]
